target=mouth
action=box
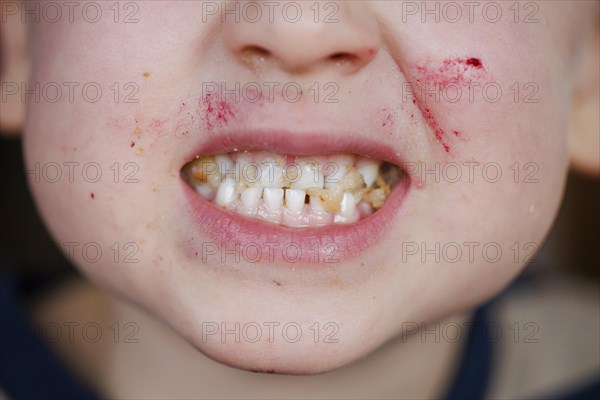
[180,132,411,264]
[182,152,402,227]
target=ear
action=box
[569,19,600,176]
[0,0,29,136]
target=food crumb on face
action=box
[137,147,144,155]
[134,127,142,137]
[143,71,150,78]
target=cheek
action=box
[409,56,487,153]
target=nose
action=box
[222,1,380,74]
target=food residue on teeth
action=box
[182,152,402,228]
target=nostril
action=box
[239,45,272,69]
[241,45,271,59]
[328,52,359,65]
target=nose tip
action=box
[223,1,380,74]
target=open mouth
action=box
[182,152,403,228]
[180,132,411,264]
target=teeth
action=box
[340,167,366,192]
[329,154,355,168]
[289,160,325,190]
[183,151,401,228]
[215,154,236,179]
[195,183,214,199]
[309,194,325,212]
[356,159,380,188]
[236,153,259,183]
[263,188,284,211]
[324,155,354,188]
[285,189,306,213]
[241,186,262,210]
[215,178,237,206]
[191,157,221,189]
[334,212,360,224]
[260,160,285,188]
[339,192,356,216]
[358,202,374,217]
[324,165,347,189]
[307,187,344,213]
[338,192,359,217]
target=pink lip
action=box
[181,131,411,265]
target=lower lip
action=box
[182,177,410,266]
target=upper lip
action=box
[179,130,406,168]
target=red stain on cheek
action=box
[466,57,482,68]
[411,56,485,153]
[150,118,169,129]
[172,102,197,139]
[201,93,236,131]
[412,98,452,153]
[381,107,395,128]
[414,56,486,89]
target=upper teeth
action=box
[183,151,401,227]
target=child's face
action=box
[20,2,595,373]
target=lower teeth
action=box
[182,151,401,227]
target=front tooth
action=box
[237,153,259,183]
[290,161,325,190]
[241,186,262,210]
[309,194,325,212]
[215,178,237,206]
[263,188,284,211]
[260,161,284,188]
[356,159,380,188]
[339,192,358,217]
[285,189,306,213]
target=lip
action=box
[181,130,411,265]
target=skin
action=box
[1,0,599,394]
